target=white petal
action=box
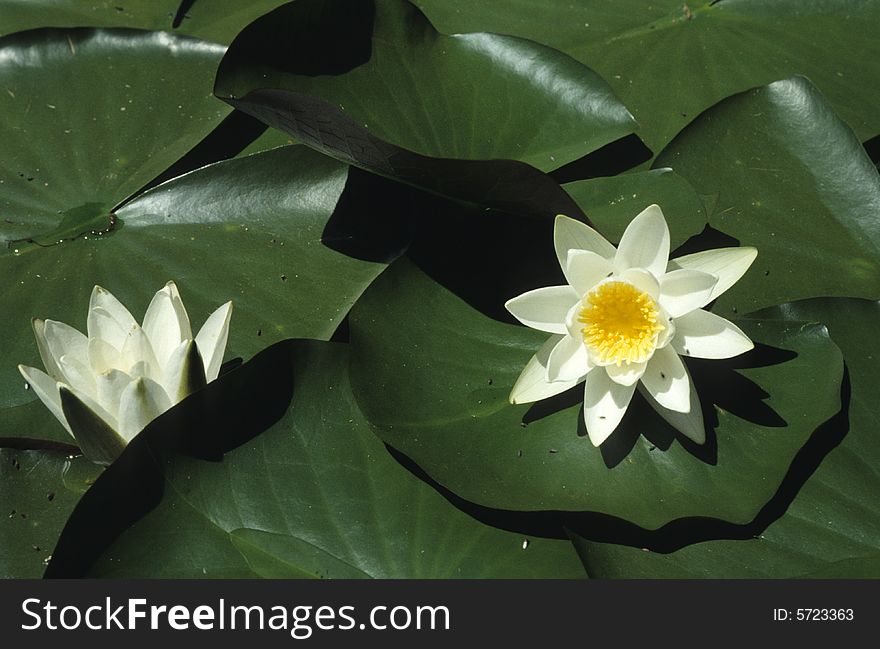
[605,361,647,386]
[57,355,96,398]
[88,337,121,375]
[64,384,119,432]
[31,318,63,381]
[639,378,706,444]
[564,249,613,296]
[673,309,754,359]
[509,335,586,404]
[505,285,579,334]
[195,301,233,382]
[613,204,670,277]
[87,285,137,350]
[119,325,161,383]
[658,269,718,318]
[142,281,193,371]
[554,214,616,270]
[18,365,71,435]
[43,320,89,367]
[58,386,126,466]
[583,369,636,446]
[617,267,660,300]
[640,346,690,413]
[546,334,590,382]
[668,247,757,303]
[163,340,207,403]
[117,377,173,441]
[95,369,133,421]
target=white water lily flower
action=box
[505,204,757,447]
[19,281,233,465]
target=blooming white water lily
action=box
[505,204,757,447]
[19,281,233,465]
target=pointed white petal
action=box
[672,309,755,359]
[617,267,660,300]
[59,386,127,466]
[142,281,193,371]
[43,320,89,369]
[119,324,161,383]
[509,335,586,404]
[564,249,612,296]
[546,334,590,382]
[18,365,71,435]
[117,377,173,441]
[606,361,647,386]
[505,285,579,334]
[641,346,690,413]
[583,369,636,446]
[194,301,233,382]
[87,285,137,349]
[613,204,670,277]
[639,371,706,444]
[31,318,63,381]
[163,340,207,403]
[95,369,132,421]
[659,269,718,318]
[554,214,616,270]
[668,247,757,303]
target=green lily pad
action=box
[348,257,843,528]
[572,298,880,578]
[0,1,291,44]
[415,0,880,152]
[213,0,634,217]
[1,145,388,423]
[0,448,100,577]
[52,341,585,578]
[0,28,230,244]
[655,76,880,315]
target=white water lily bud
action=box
[506,205,757,447]
[19,281,233,465]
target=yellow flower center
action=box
[578,281,665,366]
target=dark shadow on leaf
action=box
[172,0,197,29]
[321,167,417,264]
[671,224,741,258]
[408,201,565,322]
[44,340,296,578]
[563,366,850,552]
[522,387,583,425]
[550,134,653,184]
[385,443,569,540]
[863,134,880,168]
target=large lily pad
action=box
[1,145,388,420]
[655,77,880,315]
[49,341,585,578]
[348,257,843,528]
[0,27,229,243]
[213,0,634,217]
[415,0,880,152]
[0,448,100,577]
[0,1,290,44]
[573,298,880,578]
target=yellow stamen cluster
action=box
[578,281,665,366]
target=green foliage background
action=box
[0,0,877,578]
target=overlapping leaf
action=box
[655,77,880,314]
[416,0,880,151]
[213,0,635,217]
